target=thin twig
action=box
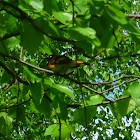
[82,77,138,98]
[131,58,140,70]
[70,0,75,27]
[82,84,113,102]
[17,47,23,75]
[20,47,23,59]
[2,80,14,92]
[126,14,140,19]
[3,97,32,110]
[96,55,121,61]
[16,82,20,131]
[0,61,29,85]
[0,8,21,19]
[99,78,138,95]
[58,117,61,140]
[0,51,53,73]
[0,31,20,40]
[92,49,105,59]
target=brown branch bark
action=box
[0,51,139,100]
[0,0,74,43]
[95,95,131,106]
[4,97,32,110]
[126,14,140,19]
[0,31,20,40]
[0,61,29,85]
[58,117,61,140]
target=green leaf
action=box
[66,0,90,15]
[131,34,140,52]
[53,11,72,25]
[106,2,127,25]
[26,101,39,113]
[117,97,131,117]
[44,124,58,136]
[89,0,104,15]
[8,100,26,124]
[127,99,136,114]
[30,0,43,12]
[75,41,100,56]
[135,98,140,107]
[127,81,140,99]
[17,105,26,123]
[39,44,52,55]
[44,78,54,86]
[52,121,72,139]
[60,123,72,139]
[5,84,18,97]
[33,98,52,117]
[22,84,31,97]
[43,0,59,15]
[120,0,131,12]
[73,106,97,127]
[35,17,62,37]
[0,13,18,38]
[44,78,74,98]
[3,36,20,49]
[23,66,41,81]
[122,22,140,36]
[31,82,43,103]
[68,27,96,42]
[45,121,74,139]
[110,103,122,126]
[0,42,7,54]
[100,29,116,48]
[75,41,93,55]
[21,21,43,55]
[8,106,17,119]
[87,95,104,106]
[52,95,68,120]
[1,71,12,84]
[0,112,13,135]
[54,84,75,98]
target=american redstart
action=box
[48,55,90,74]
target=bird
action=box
[48,55,90,74]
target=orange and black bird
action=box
[48,55,90,74]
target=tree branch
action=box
[0,31,20,40]
[0,0,74,43]
[58,117,61,140]
[95,95,131,106]
[126,14,140,19]
[70,0,75,27]
[0,61,29,85]
[3,97,32,110]
[82,77,138,97]
[82,84,113,102]
[2,51,137,87]
[1,51,140,100]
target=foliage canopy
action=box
[0,0,140,139]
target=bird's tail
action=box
[74,61,90,67]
